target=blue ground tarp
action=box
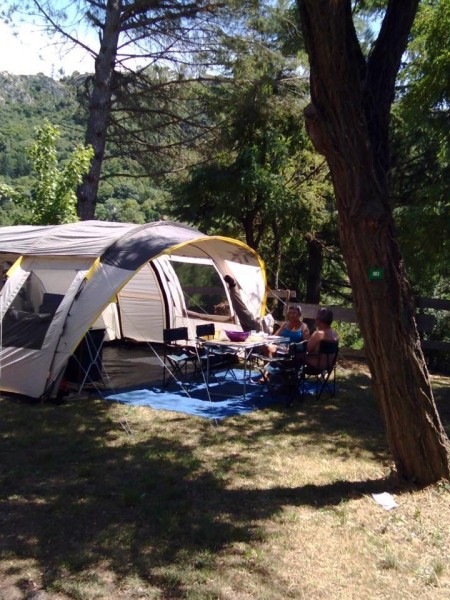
[104,370,278,419]
[103,369,323,419]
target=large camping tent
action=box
[0,220,267,399]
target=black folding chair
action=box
[195,323,239,382]
[65,328,106,393]
[162,327,197,387]
[299,340,338,400]
[255,341,307,406]
[196,323,215,340]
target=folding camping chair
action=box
[195,323,239,382]
[162,327,198,387]
[65,328,107,394]
[196,323,216,340]
[299,340,338,400]
[254,341,307,407]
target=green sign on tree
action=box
[368,268,384,280]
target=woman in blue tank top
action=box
[254,305,311,383]
[267,305,310,356]
[279,324,304,343]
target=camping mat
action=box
[103,371,278,419]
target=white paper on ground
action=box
[372,492,398,510]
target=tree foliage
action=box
[4,0,258,219]
[27,121,94,224]
[400,0,450,111]
[168,1,337,294]
[391,0,450,298]
[1,121,93,225]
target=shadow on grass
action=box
[220,368,391,463]
[249,366,450,458]
[0,364,449,597]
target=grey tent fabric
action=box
[0,221,206,259]
[0,220,268,399]
[227,283,262,332]
[101,221,206,270]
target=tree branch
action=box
[366,0,420,114]
[32,0,97,57]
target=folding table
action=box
[201,335,289,399]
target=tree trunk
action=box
[77,1,121,220]
[305,234,323,304]
[271,221,282,290]
[297,0,450,484]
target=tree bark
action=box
[77,0,121,220]
[297,0,450,484]
[271,221,282,290]
[305,234,323,304]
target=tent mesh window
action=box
[2,271,64,350]
[170,259,230,318]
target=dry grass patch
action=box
[0,361,449,599]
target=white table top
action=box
[200,335,289,349]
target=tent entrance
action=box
[168,255,233,323]
[110,255,237,344]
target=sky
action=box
[0,20,94,79]
[0,8,384,80]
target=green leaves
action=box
[25,121,93,225]
[391,1,450,296]
[5,120,93,225]
[401,0,450,112]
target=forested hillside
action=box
[0,72,83,179]
[0,71,167,226]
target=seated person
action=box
[305,307,339,369]
[266,304,310,357]
[256,306,337,385]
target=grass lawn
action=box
[0,359,449,599]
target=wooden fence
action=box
[184,287,449,353]
[269,291,450,354]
